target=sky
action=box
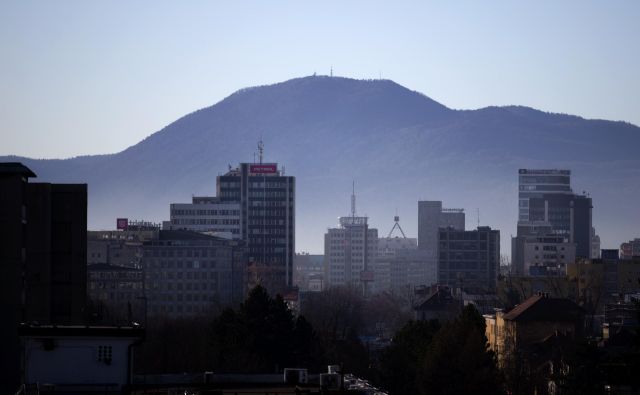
[1,1,639,159]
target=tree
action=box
[377,319,441,395]
[418,304,503,395]
[210,285,325,373]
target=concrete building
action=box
[324,203,378,295]
[418,201,465,286]
[566,251,640,314]
[0,162,87,394]
[217,161,295,295]
[142,230,247,317]
[19,324,144,394]
[620,238,640,259]
[168,196,241,238]
[87,229,157,268]
[438,226,500,292]
[293,253,324,292]
[87,264,145,324]
[375,233,431,294]
[591,228,601,259]
[512,235,576,276]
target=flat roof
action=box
[19,324,145,338]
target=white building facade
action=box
[324,216,378,295]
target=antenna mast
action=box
[387,214,407,238]
[257,139,264,164]
[351,180,356,218]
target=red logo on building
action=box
[116,218,128,230]
[249,164,277,174]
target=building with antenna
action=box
[374,215,430,294]
[323,185,378,296]
[162,141,294,296]
[217,141,295,295]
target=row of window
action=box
[172,209,239,216]
[145,248,231,258]
[171,218,240,225]
[145,271,222,280]
[144,260,219,269]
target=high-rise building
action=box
[0,162,87,394]
[418,201,465,286]
[513,169,593,275]
[217,162,295,294]
[438,226,500,292]
[324,189,378,295]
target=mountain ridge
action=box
[3,75,639,255]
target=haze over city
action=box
[2,2,640,394]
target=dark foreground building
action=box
[438,226,500,292]
[0,163,87,394]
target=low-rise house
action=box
[19,324,144,394]
[484,293,584,366]
[413,285,461,322]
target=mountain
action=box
[3,76,640,255]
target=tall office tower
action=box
[438,226,500,292]
[0,163,87,394]
[517,169,572,224]
[324,188,378,295]
[513,169,593,275]
[217,161,295,295]
[417,201,465,286]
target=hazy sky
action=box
[1,1,639,159]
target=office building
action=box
[438,226,500,292]
[217,161,295,294]
[293,253,324,292]
[513,169,593,275]
[168,196,241,238]
[620,238,640,259]
[0,162,87,394]
[418,201,465,286]
[324,191,378,295]
[142,230,247,317]
[87,263,145,324]
[512,235,576,276]
[375,216,430,293]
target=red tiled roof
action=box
[503,294,583,322]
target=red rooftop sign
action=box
[116,218,128,230]
[249,164,277,174]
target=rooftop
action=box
[503,293,583,322]
[0,162,36,177]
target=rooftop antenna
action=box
[257,139,264,164]
[330,66,333,77]
[477,208,480,228]
[351,180,356,218]
[387,211,407,238]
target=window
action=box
[97,345,112,364]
